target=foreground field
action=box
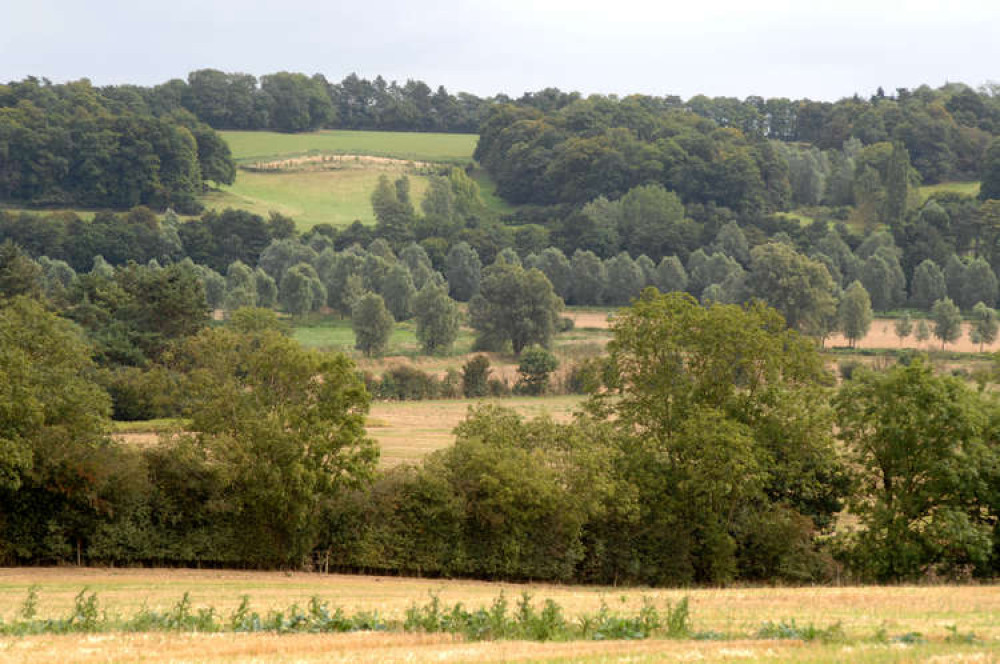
[0,569,995,663]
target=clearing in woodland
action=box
[199,129,509,229]
[0,568,994,663]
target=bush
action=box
[376,366,441,400]
[564,358,603,394]
[462,355,491,397]
[487,377,511,397]
[99,366,180,421]
[838,360,861,382]
[515,346,559,395]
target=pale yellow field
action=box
[828,318,1000,353]
[368,395,584,466]
[0,569,995,663]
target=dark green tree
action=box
[603,252,644,306]
[745,243,837,336]
[882,141,911,226]
[0,241,43,301]
[372,175,416,249]
[468,262,562,353]
[352,293,394,357]
[413,282,461,355]
[962,258,998,309]
[461,355,492,398]
[909,259,947,310]
[653,256,688,293]
[381,263,416,321]
[835,361,997,581]
[172,326,376,566]
[569,249,607,305]
[279,263,326,316]
[969,301,999,351]
[838,281,873,348]
[224,260,257,311]
[979,137,1000,201]
[588,291,846,584]
[0,297,111,491]
[444,241,482,301]
[515,346,559,395]
[931,297,963,349]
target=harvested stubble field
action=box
[369,395,584,466]
[827,318,1000,353]
[0,569,995,663]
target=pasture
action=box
[221,129,478,164]
[0,568,994,663]
[201,163,434,229]
[918,180,980,201]
[201,129,511,228]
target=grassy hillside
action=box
[918,180,980,200]
[202,167,432,229]
[199,129,515,229]
[222,129,478,164]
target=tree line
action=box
[98,70,1000,190]
[8,162,1000,362]
[2,283,998,585]
[0,78,235,211]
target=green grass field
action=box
[198,129,510,229]
[918,180,980,201]
[221,129,478,164]
[202,168,432,229]
[292,316,476,356]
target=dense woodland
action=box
[3,71,1000,585]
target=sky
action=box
[5,0,1000,102]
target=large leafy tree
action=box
[931,297,963,349]
[979,137,1000,201]
[745,242,837,336]
[468,261,562,354]
[0,297,111,491]
[838,280,873,348]
[444,241,482,301]
[835,361,998,581]
[172,327,377,566]
[413,282,461,355]
[0,297,116,562]
[587,291,846,584]
[352,293,394,357]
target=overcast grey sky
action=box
[4,0,999,101]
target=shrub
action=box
[515,346,559,395]
[462,355,491,397]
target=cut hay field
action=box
[370,395,584,466]
[0,568,995,663]
[829,316,1000,353]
